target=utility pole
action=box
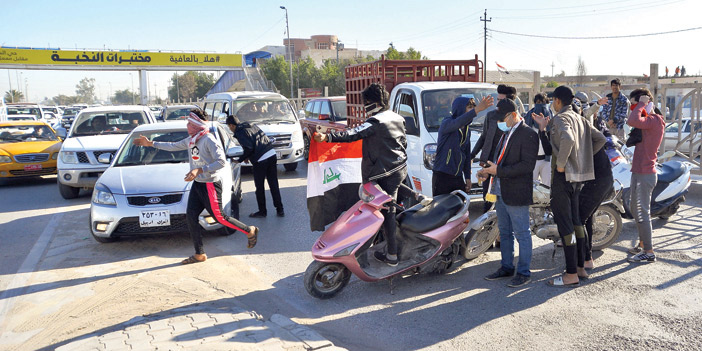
[480,9,491,82]
[280,6,294,99]
[551,62,555,77]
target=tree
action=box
[576,56,587,86]
[546,81,559,88]
[386,46,427,60]
[4,89,23,103]
[52,94,80,105]
[76,77,96,103]
[167,71,213,102]
[113,89,138,104]
[261,55,291,97]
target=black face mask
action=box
[364,102,381,115]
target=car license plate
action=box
[139,210,170,227]
[24,164,42,171]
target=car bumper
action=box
[58,167,108,187]
[0,160,58,178]
[90,192,223,237]
[240,145,305,167]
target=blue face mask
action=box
[497,121,510,132]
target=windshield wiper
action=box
[260,118,294,124]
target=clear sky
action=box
[2,0,700,103]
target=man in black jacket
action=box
[478,99,538,288]
[226,116,284,218]
[471,84,516,212]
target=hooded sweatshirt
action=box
[432,97,476,179]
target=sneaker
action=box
[484,267,515,281]
[373,251,398,266]
[628,252,656,263]
[276,209,285,217]
[627,243,643,255]
[507,274,531,288]
[249,211,267,218]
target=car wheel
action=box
[303,134,310,160]
[284,162,298,172]
[58,181,80,199]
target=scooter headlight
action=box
[359,185,375,203]
[333,243,359,257]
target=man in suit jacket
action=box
[478,99,538,288]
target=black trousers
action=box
[551,171,585,274]
[579,176,613,261]
[252,156,283,214]
[186,180,249,254]
[432,171,465,196]
[482,175,493,213]
[375,167,408,256]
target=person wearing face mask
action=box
[432,95,494,196]
[133,109,259,264]
[478,99,538,288]
[314,83,410,266]
[471,84,516,213]
[625,88,665,263]
[537,86,606,287]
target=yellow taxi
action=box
[0,121,63,180]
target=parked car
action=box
[7,104,45,120]
[41,106,62,117]
[664,117,701,155]
[162,105,200,121]
[89,121,243,243]
[203,92,304,171]
[300,97,347,159]
[56,106,157,199]
[0,121,63,182]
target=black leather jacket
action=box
[233,122,274,164]
[328,110,407,183]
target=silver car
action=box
[89,121,243,243]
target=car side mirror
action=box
[98,153,113,164]
[56,128,67,139]
[226,145,243,159]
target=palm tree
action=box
[4,89,24,103]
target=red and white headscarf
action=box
[187,112,209,146]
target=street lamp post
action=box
[280,6,294,100]
[130,73,135,105]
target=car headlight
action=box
[292,128,303,142]
[92,183,116,206]
[51,152,59,160]
[423,143,437,170]
[60,151,78,164]
[0,155,11,163]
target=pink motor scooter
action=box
[304,182,471,299]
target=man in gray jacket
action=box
[536,86,606,287]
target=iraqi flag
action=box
[496,62,510,74]
[307,138,363,231]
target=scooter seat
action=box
[657,161,685,183]
[398,194,464,233]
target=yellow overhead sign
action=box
[0,48,242,68]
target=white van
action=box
[203,91,305,171]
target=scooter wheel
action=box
[462,216,500,260]
[592,205,623,251]
[304,261,351,299]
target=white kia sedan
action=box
[89,121,243,243]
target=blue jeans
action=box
[495,196,532,277]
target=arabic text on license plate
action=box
[139,210,170,227]
[24,164,42,171]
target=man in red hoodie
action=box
[625,88,665,263]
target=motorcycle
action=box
[304,182,471,299]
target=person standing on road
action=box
[625,88,665,263]
[471,84,516,212]
[314,83,408,266]
[133,110,259,264]
[432,95,494,196]
[537,86,606,287]
[226,116,285,218]
[479,98,538,288]
[599,79,630,141]
[525,93,553,186]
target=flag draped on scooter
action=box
[307,138,362,231]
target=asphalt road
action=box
[1,164,702,350]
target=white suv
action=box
[203,92,305,171]
[57,106,156,199]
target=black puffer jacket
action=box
[327,110,407,183]
[233,122,274,164]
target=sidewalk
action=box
[55,303,345,351]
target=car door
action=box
[393,89,425,194]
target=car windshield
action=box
[7,107,41,116]
[0,125,59,143]
[43,107,59,114]
[8,116,36,121]
[331,100,348,120]
[165,107,194,121]
[71,111,146,136]
[232,98,296,124]
[115,130,189,167]
[422,89,497,132]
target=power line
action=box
[488,26,702,40]
[491,0,640,11]
[492,0,683,20]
